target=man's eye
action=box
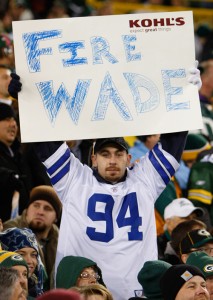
[187,285,194,289]
[102,153,108,157]
[45,207,52,211]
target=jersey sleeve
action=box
[42,142,91,204]
[131,143,180,202]
[148,142,179,186]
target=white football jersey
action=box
[44,142,179,300]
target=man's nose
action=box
[196,286,208,295]
[37,207,44,214]
[109,155,116,163]
[19,275,26,284]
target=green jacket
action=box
[187,153,213,222]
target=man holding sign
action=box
[9,63,201,299]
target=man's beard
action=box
[28,220,47,233]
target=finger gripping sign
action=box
[12,11,203,142]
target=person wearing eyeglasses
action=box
[56,255,105,289]
[179,228,213,263]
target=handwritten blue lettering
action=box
[90,36,119,65]
[59,41,87,67]
[23,30,62,72]
[124,73,159,113]
[161,69,189,110]
[92,72,132,121]
[36,80,91,125]
[122,35,141,62]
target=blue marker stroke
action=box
[122,35,141,62]
[36,79,91,125]
[124,73,159,113]
[91,36,119,65]
[92,72,132,121]
[59,41,87,67]
[23,30,62,72]
[161,69,189,111]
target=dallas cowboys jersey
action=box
[43,142,179,300]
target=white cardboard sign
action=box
[12,11,203,142]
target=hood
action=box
[56,255,105,288]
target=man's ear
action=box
[181,253,189,263]
[127,154,132,166]
[91,154,97,167]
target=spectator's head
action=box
[179,229,213,263]
[72,284,113,300]
[137,260,172,300]
[91,137,131,183]
[26,185,62,237]
[56,255,105,289]
[187,252,213,300]
[164,198,204,234]
[160,264,208,300]
[0,227,44,294]
[199,59,213,102]
[36,288,81,300]
[0,102,17,147]
[0,267,27,300]
[0,64,12,100]
[182,133,211,168]
[0,250,28,297]
[0,33,14,69]
[170,219,206,255]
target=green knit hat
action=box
[186,252,213,278]
[0,250,28,273]
[182,134,211,161]
[56,255,105,289]
[137,260,172,300]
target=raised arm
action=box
[160,131,188,162]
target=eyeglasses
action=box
[198,247,213,255]
[79,272,100,281]
[189,248,213,256]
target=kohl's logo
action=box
[129,17,185,28]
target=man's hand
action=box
[188,60,202,90]
[8,73,22,100]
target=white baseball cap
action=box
[164,198,204,220]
